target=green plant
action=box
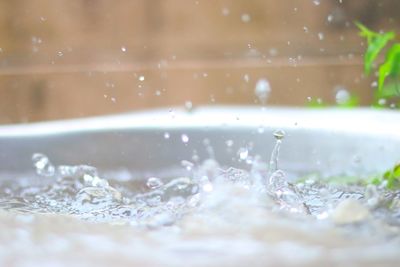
[371,163,400,190]
[356,22,400,98]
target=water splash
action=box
[1,140,399,231]
[32,153,55,177]
[268,130,285,176]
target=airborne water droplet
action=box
[181,134,189,143]
[164,132,170,139]
[273,130,285,140]
[335,87,350,105]
[255,78,271,104]
[184,101,193,111]
[238,147,249,160]
[241,13,251,23]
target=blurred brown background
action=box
[0,0,399,123]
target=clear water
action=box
[0,132,400,266]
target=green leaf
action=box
[378,44,400,91]
[382,163,400,190]
[355,22,395,74]
[375,82,400,98]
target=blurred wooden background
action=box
[0,0,399,123]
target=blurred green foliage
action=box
[356,22,400,108]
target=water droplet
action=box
[184,101,193,111]
[164,132,170,139]
[255,78,271,104]
[378,98,386,105]
[238,147,249,160]
[138,75,145,81]
[273,130,285,140]
[32,153,55,177]
[121,46,127,52]
[181,160,194,171]
[241,13,251,23]
[221,7,230,16]
[225,140,234,147]
[163,177,199,199]
[335,87,350,105]
[269,48,278,56]
[243,74,250,83]
[313,0,320,5]
[181,134,189,143]
[318,32,324,40]
[146,177,164,190]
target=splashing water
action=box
[0,132,399,251]
[1,131,400,266]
